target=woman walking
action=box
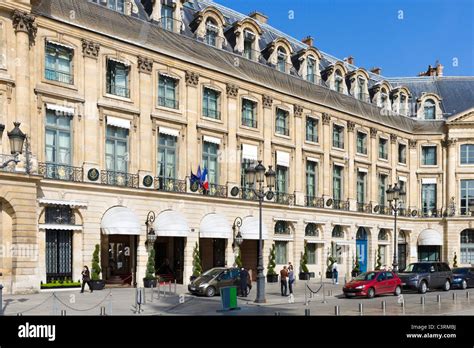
[81,265,93,293]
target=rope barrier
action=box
[12,293,55,315]
[52,290,112,312]
[306,283,323,294]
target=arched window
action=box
[398,230,407,244]
[275,220,290,234]
[307,56,316,83]
[334,70,343,93]
[378,229,388,241]
[424,99,436,120]
[332,225,344,238]
[461,229,474,264]
[357,77,367,101]
[356,227,368,240]
[277,47,287,73]
[205,19,219,47]
[305,223,318,237]
[243,29,256,60]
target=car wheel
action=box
[418,281,427,294]
[394,285,402,296]
[461,280,468,290]
[443,280,451,291]
[205,286,216,297]
[367,287,375,299]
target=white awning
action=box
[422,178,437,184]
[306,157,319,163]
[46,40,74,50]
[159,72,178,79]
[199,213,232,239]
[242,144,258,161]
[159,126,179,137]
[273,217,298,223]
[276,151,290,167]
[335,240,354,246]
[357,167,368,173]
[417,229,442,246]
[101,206,141,235]
[46,103,75,116]
[204,85,221,93]
[203,135,221,145]
[333,161,345,167]
[377,241,390,245]
[39,224,83,231]
[240,216,268,240]
[305,239,326,244]
[398,176,407,182]
[38,198,88,208]
[108,57,131,66]
[107,116,131,129]
[273,236,294,242]
[154,210,189,237]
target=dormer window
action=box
[108,0,125,13]
[400,93,407,115]
[277,47,287,73]
[243,29,255,60]
[307,57,316,83]
[161,3,174,31]
[357,77,366,101]
[334,70,343,93]
[205,19,219,47]
[424,99,436,120]
[380,88,389,108]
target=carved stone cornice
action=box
[81,39,100,59]
[409,139,417,149]
[262,95,273,109]
[441,138,457,148]
[226,83,239,98]
[347,121,355,132]
[322,112,331,125]
[370,127,377,138]
[390,134,398,144]
[185,70,199,87]
[137,56,153,74]
[12,10,37,44]
[293,104,303,117]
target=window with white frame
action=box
[424,99,436,120]
[158,74,179,109]
[45,41,74,84]
[461,144,474,165]
[275,241,287,264]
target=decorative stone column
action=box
[322,113,331,197]
[185,71,199,181]
[262,95,273,166]
[347,121,356,210]
[390,134,398,184]
[293,104,304,206]
[444,138,457,210]
[226,83,239,189]
[369,127,378,203]
[408,140,418,209]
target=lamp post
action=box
[245,160,276,303]
[0,122,27,170]
[145,211,157,250]
[386,183,406,273]
[232,217,243,250]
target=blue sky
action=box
[214,0,474,77]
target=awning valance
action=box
[46,40,74,50]
[273,236,294,242]
[335,240,354,246]
[417,229,442,246]
[38,198,88,208]
[422,178,437,184]
[159,126,179,137]
[108,57,131,66]
[305,239,326,244]
[203,135,221,145]
[101,206,141,235]
[306,157,319,163]
[107,116,131,129]
[154,210,189,237]
[242,144,258,161]
[240,216,268,240]
[199,213,232,239]
[276,151,290,167]
[46,103,75,116]
[39,224,83,231]
[273,217,298,223]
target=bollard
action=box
[60,310,66,316]
[420,296,425,305]
[467,291,470,300]
[100,306,106,316]
[305,308,310,316]
[150,282,154,303]
[274,311,281,316]
[358,303,363,315]
[174,279,177,295]
[400,300,405,314]
[17,313,22,316]
[157,282,161,299]
[437,294,441,303]
[381,300,386,313]
[334,305,340,316]
[453,293,457,301]
[0,284,3,316]
[169,281,172,295]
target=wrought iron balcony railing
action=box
[274,192,295,206]
[202,107,221,120]
[155,177,187,193]
[158,96,179,109]
[39,162,83,182]
[357,202,372,213]
[240,187,259,201]
[305,196,324,208]
[333,199,350,211]
[241,116,257,128]
[199,183,228,198]
[106,84,130,98]
[101,170,138,188]
[45,68,73,85]
[376,205,391,215]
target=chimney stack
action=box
[344,56,355,65]
[418,61,443,77]
[370,67,382,75]
[302,36,314,47]
[248,11,268,24]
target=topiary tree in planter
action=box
[266,244,278,283]
[143,248,157,288]
[453,252,458,268]
[351,250,361,277]
[299,242,310,280]
[375,247,382,270]
[90,244,105,290]
[326,242,336,279]
[190,242,202,281]
[234,248,243,268]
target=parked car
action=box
[343,271,402,298]
[452,267,474,289]
[188,267,252,297]
[398,262,453,294]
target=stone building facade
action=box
[0,0,473,293]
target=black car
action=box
[452,267,474,289]
[398,262,453,294]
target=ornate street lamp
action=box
[145,211,156,249]
[0,122,27,169]
[245,160,276,303]
[232,217,243,249]
[386,183,406,272]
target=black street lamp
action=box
[0,122,27,169]
[145,211,156,250]
[232,217,243,249]
[245,160,276,303]
[386,183,406,273]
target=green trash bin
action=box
[217,286,240,312]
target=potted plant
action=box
[375,247,382,271]
[234,248,243,268]
[190,242,202,282]
[351,251,361,278]
[90,244,105,290]
[326,243,336,278]
[266,244,278,283]
[299,242,311,280]
[143,248,157,288]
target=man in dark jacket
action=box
[81,265,93,293]
[239,267,249,297]
[280,266,288,296]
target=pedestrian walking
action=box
[280,266,288,296]
[332,261,339,285]
[81,265,93,293]
[288,264,295,295]
[239,267,249,297]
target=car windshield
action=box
[201,268,224,277]
[354,272,377,281]
[403,263,430,273]
[453,268,469,274]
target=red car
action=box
[343,271,402,298]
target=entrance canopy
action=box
[101,206,141,235]
[240,216,268,240]
[199,213,232,239]
[154,210,190,237]
[417,229,442,246]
